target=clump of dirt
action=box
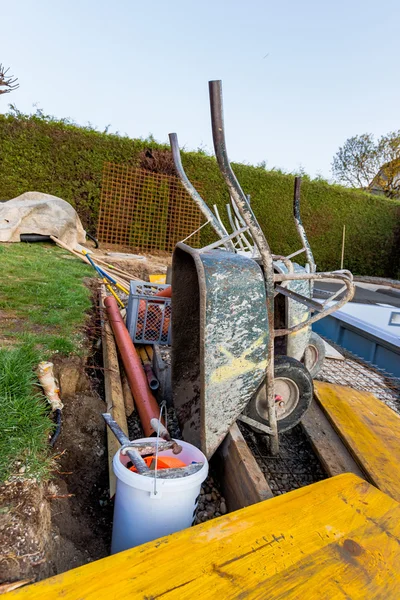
[0,480,51,583]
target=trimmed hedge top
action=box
[0,108,399,277]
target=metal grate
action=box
[97,163,205,252]
[318,338,400,416]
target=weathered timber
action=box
[217,422,273,511]
[100,286,129,496]
[314,380,400,503]
[9,474,400,599]
[302,399,366,479]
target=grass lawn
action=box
[0,243,93,481]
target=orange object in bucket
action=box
[129,455,186,473]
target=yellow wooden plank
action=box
[7,474,400,599]
[314,381,400,502]
[149,274,166,284]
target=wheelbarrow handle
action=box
[168,132,235,252]
[273,272,355,337]
[293,176,316,273]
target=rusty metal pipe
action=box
[293,177,316,273]
[208,79,279,454]
[104,296,162,437]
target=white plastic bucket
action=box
[111,438,208,553]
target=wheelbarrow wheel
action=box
[302,332,325,379]
[244,356,313,433]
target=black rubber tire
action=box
[244,356,313,433]
[302,332,326,379]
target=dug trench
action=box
[0,294,112,584]
[0,277,225,586]
[0,252,171,585]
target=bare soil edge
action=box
[0,297,112,585]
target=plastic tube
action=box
[104,296,162,436]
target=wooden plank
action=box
[99,286,129,498]
[302,400,366,479]
[8,474,400,599]
[121,368,135,417]
[217,422,273,511]
[314,380,400,502]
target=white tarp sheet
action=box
[0,192,86,248]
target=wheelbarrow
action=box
[170,80,354,456]
[170,142,326,379]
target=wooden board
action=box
[302,400,366,479]
[8,474,400,599]
[314,380,400,502]
[99,286,129,498]
[217,422,273,511]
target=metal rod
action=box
[102,413,150,474]
[103,413,192,477]
[341,224,346,270]
[284,247,306,260]
[273,272,354,336]
[208,79,279,454]
[237,413,273,435]
[293,177,316,272]
[213,204,230,237]
[275,284,325,312]
[200,226,249,252]
[168,132,235,251]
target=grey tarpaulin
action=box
[0,192,86,248]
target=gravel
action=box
[239,422,326,495]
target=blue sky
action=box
[2,0,399,179]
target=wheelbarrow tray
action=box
[171,243,269,458]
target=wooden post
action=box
[100,285,129,497]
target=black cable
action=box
[86,232,99,248]
[50,409,62,447]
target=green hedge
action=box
[0,108,399,277]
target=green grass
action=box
[0,243,93,481]
[0,344,53,481]
[0,243,92,356]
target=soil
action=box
[0,288,113,586]
[0,480,51,583]
[94,246,171,282]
